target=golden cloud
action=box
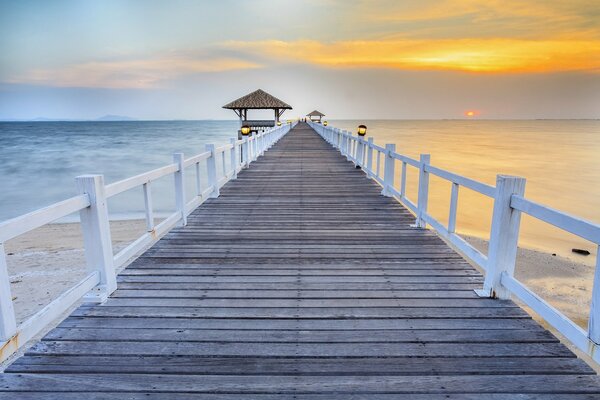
[226,38,600,73]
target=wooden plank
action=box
[26,341,573,357]
[41,327,555,343]
[56,317,541,330]
[1,374,600,393]
[8,356,592,375]
[69,306,528,319]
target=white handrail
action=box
[0,121,296,362]
[310,120,600,364]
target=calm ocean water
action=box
[1,119,598,257]
[0,121,238,221]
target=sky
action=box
[0,0,598,120]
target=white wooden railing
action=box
[310,121,600,364]
[0,122,294,362]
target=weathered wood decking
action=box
[1,122,599,398]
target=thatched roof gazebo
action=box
[307,110,325,123]
[223,89,292,129]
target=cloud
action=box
[6,55,262,89]
[225,38,600,73]
[359,0,600,39]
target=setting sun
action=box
[465,110,478,117]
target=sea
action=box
[1,119,598,258]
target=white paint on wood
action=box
[173,153,187,227]
[195,162,202,196]
[366,137,374,178]
[511,195,600,244]
[230,138,238,179]
[142,182,154,232]
[416,154,431,228]
[75,175,117,303]
[481,175,526,299]
[205,144,220,198]
[425,164,495,198]
[448,182,459,233]
[105,164,178,198]
[400,162,407,198]
[381,144,396,197]
[589,247,600,344]
[0,244,16,342]
[0,195,90,243]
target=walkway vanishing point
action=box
[2,122,600,398]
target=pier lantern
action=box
[357,125,367,136]
[277,121,282,126]
[241,125,251,136]
[323,121,328,126]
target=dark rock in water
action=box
[552,253,556,256]
[572,248,590,256]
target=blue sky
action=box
[1,0,599,120]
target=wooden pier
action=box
[1,122,600,397]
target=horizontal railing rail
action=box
[309,120,600,364]
[0,121,295,362]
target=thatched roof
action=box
[307,110,325,117]
[223,89,292,110]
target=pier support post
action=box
[230,138,238,179]
[173,153,187,226]
[478,175,526,299]
[415,154,431,228]
[366,137,374,177]
[381,143,396,197]
[0,245,17,342]
[206,144,220,198]
[75,175,117,303]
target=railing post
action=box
[356,137,365,168]
[0,246,17,342]
[366,137,374,177]
[206,144,220,198]
[230,137,238,179]
[415,154,431,228]
[173,153,187,226]
[242,138,249,168]
[381,143,396,197]
[478,175,526,299]
[589,250,600,344]
[345,132,353,161]
[75,175,117,302]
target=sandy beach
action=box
[4,219,149,325]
